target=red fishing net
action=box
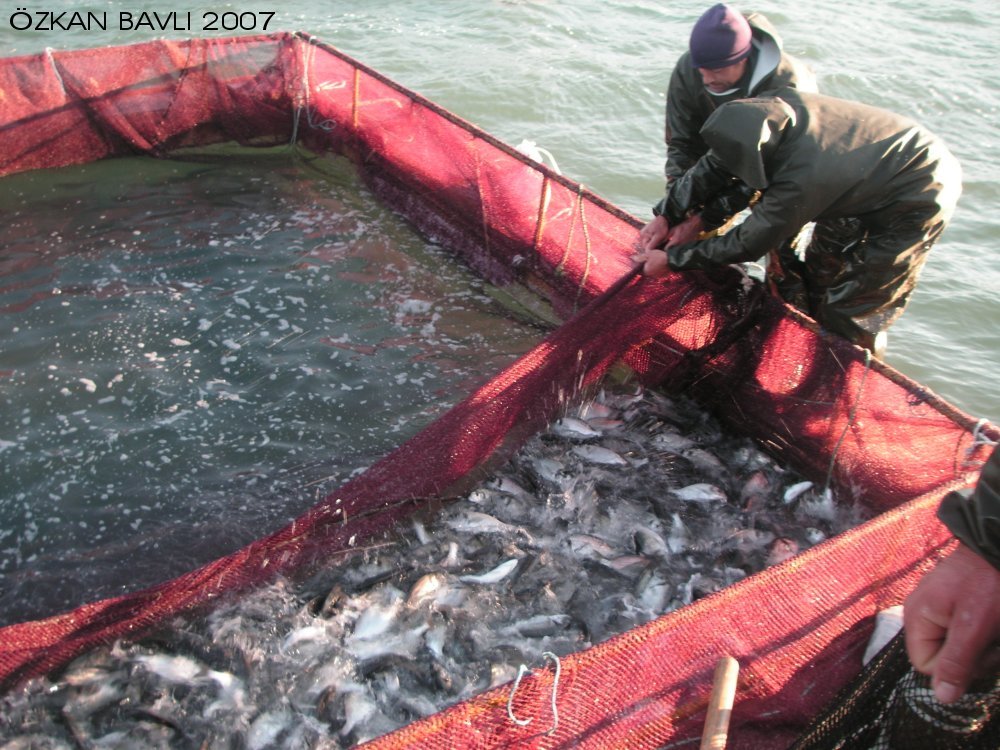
[0,32,995,748]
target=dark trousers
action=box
[767,205,948,356]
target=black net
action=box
[791,632,1000,750]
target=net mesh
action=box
[791,632,1000,750]
[0,32,997,749]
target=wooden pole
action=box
[700,656,739,750]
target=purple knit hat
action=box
[689,3,752,69]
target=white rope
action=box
[970,419,998,448]
[543,651,561,734]
[44,48,68,98]
[290,40,338,147]
[515,139,561,174]
[506,665,533,727]
[506,651,562,735]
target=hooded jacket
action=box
[664,12,817,182]
[661,90,962,272]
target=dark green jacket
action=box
[939,445,1000,571]
[664,12,817,182]
[659,90,962,271]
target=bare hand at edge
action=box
[904,542,1000,703]
[638,214,671,251]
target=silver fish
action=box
[682,447,727,477]
[552,416,601,440]
[670,483,727,504]
[531,456,570,486]
[459,558,519,585]
[636,568,673,613]
[407,572,466,609]
[351,590,404,641]
[571,444,628,466]
[569,533,618,559]
[502,613,572,638]
[740,469,773,507]
[446,510,529,538]
[490,476,531,497]
[805,527,827,545]
[652,432,695,452]
[783,480,814,503]
[633,526,671,558]
[667,513,689,554]
[339,688,378,738]
[281,624,330,653]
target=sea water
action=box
[0,149,544,624]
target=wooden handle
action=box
[700,656,739,750]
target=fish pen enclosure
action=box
[1,32,997,748]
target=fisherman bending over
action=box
[635,90,962,356]
[660,3,816,233]
[663,3,816,183]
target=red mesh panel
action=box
[0,34,300,175]
[0,33,996,748]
